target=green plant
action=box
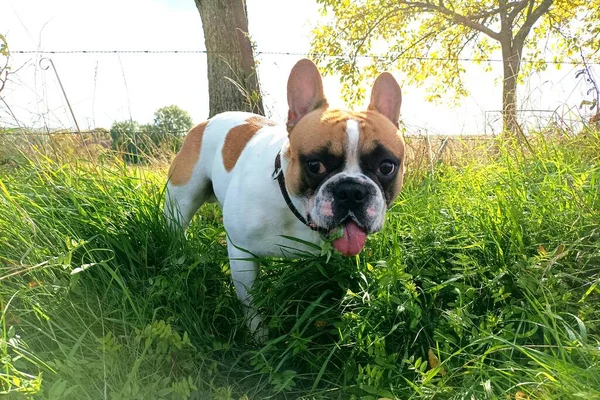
[0,131,599,399]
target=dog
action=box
[164,59,405,335]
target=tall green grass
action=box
[1,133,599,399]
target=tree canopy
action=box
[311,0,600,133]
[153,105,193,140]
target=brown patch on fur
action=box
[222,116,277,171]
[285,108,351,195]
[168,122,207,186]
[360,110,406,199]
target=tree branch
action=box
[507,0,529,24]
[385,23,453,65]
[350,5,413,60]
[471,1,525,21]
[499,0,510,39]
[401,1,503,41]
[0,63,7,94]
[525,0,535,19]
[513,0,554,50]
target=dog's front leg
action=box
[227,241,266,339]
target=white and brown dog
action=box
[164,59,405,335]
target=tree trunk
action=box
[501,43,521,136]
[195,0,264,117]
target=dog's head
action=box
[282,59,405,256]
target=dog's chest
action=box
[202,113,322,256]
[221,164,323,257]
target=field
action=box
[1,131,600,399]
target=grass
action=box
[1,132,599,399]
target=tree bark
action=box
[497,0,553,136]
[501,42,521,136]
[195,0,264,117]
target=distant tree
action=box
[139,123,157,145]
[311,0,600,135]
[110,120,136,150]
[110,120,148,163]
[109,106,194,162]
[194,0,264,117]
[152,105,193,149]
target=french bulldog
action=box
[164,59,405,335]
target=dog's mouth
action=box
[330,218,367,257]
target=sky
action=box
[0,0,597,135]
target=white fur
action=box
[345,119,361,173]
[165,112,321,338]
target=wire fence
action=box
[11,49,600,65]
[2,118,596,175]
[3,47,598,139]
[1,105,594,139]
[0,127,493,140]
[0,125,500,175]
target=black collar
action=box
[273,152,327,235]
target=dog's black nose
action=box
[334,181,368,206]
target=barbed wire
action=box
[0,129,184,137]
[10,49,599,65]
[0,129,494,140]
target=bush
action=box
[109,105,193,164]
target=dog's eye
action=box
[307,160,326,175]
[378,161,396,176]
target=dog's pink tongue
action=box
[332,220,367,256]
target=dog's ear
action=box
[368,72,402,128]
[287,59,328,132]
